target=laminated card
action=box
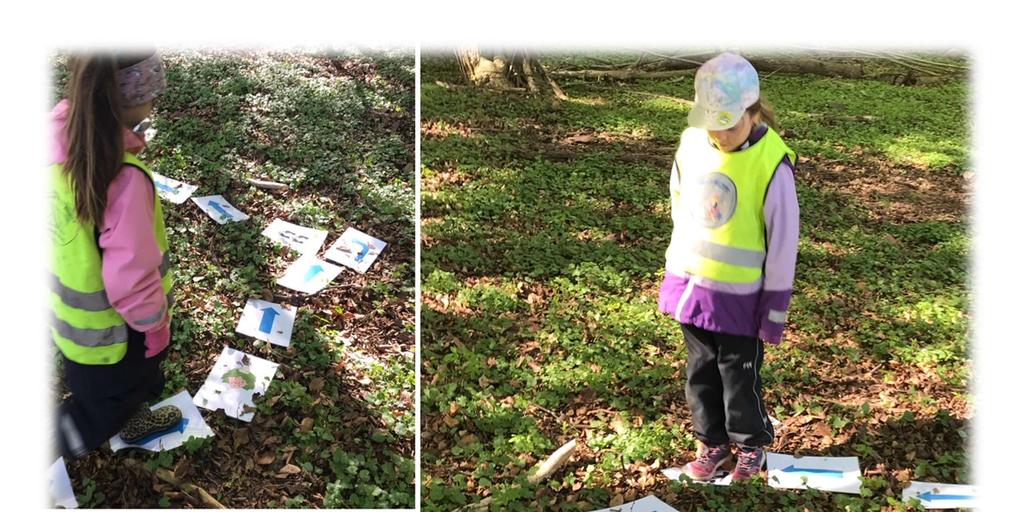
[588,495,678,512]
[324,227,387,274]
[194,347,279,422]
[152,172,198,204]
[766,453,862,494]
[191,195,249,224]
[261,219,328,255]
[235,298,297,348]
[109,390,215,452]
[277,255,342,294]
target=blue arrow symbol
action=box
[127,417,190,445]
[780,465,844,478]
[919,491,974,502]
[352,239,370,262]
[304,264,324,282]
[208,200,233,221]
[258,306,280,334]
[155,181,179,193]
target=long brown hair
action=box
[747,97,779,132]
[62,53,150,226]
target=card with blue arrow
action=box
[902,481,978,509]
[191,195,250,224]
[152,171,198,204]
[766,453,862,494]
[277,255,343,294]
[261,219,328,255]
[236,298,297,347]
[325,227,387,274]
[108,390,215,452]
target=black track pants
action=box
[682,323,773,447]
[56,327,167,458]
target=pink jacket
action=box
[50,100,170,358]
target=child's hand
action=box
[144,319,171,358]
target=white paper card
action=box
[108,390,215,452]
[588,495,678,512]
[261,219,328,254]
[662,467,732,486]
[191,195,249,224]
[194,347,279,422]
[235,298,297,348]
[902,481,978,509]
[766,453,862,494]
[152,172,198,204]
[277,255,343,294]
[324,227,387,273]
[48,457,78,509]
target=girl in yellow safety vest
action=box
[657,53,800,481]
[50,51,182,458]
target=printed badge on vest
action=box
[689,172,737,228]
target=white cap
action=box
[688,53,760,131]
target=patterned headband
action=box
[116,53,166,107]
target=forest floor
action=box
[421,54,970,511]
[52,49,416,509]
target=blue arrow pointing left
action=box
[919,491,974,502]
[304,264,324,282]
[780,465,844,478]
[259,307,280,334]
[128,417,190,445]
[352,239,370,262]
[155,181,178,193]
[208,200,232,221]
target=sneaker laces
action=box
[736,448,762,473]
[695,444,725,465]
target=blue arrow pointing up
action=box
[304,264,324,282]
[208,200,232,221]
[919,490,974,502]
[780,465,844,478]
[259,306,280,334]
[352,239,370,262]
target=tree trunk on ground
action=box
[455,48,567,99]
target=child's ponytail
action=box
[748,97,779,132]
[63,55,125,227]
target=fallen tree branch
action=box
[246,178,290,191]
[549,69,697,81]
[435,80,528,93]
[528,439,578,485]
[125,459,227,509]
[455,439,579,512]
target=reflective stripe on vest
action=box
[49,252,171,312]
[50,153,173,365]
[667,126,795,283]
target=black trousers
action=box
[682,323,773,447]
[57,326,167,458]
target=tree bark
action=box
[456,47,567,99]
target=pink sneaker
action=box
[682,442,733,481]
[730,445,765,481]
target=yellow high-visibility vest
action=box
[50,153,173,365]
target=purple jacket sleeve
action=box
[98,166,169,335]
[757,158,799,344]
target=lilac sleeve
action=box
[757,157,799,344]
[98,166,168,333]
